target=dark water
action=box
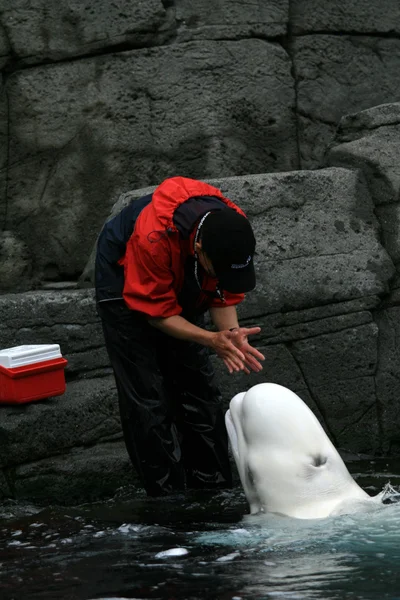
[2,458,400,600]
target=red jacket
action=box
[121,177,246,318]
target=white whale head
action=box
[225,383,383,519]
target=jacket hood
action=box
[151,176,245,230]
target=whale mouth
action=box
[225,408,262,514]
[225,409,239,462]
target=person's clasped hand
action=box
[228,327,265,374]
[210,327,265,374]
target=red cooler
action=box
[0,344,68,405]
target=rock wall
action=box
[2,1,400,505]
[326,103,400,455]
[1,1,400,290]
[3,99,400,504]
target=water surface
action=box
[1,458,400,600]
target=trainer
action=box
[95,176,264,496]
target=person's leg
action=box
[97,301,185,496]
[161,326,232,490]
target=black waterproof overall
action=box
[95,195,232,496]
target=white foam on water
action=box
[7,540,29,547]
[267,593,306,599]
[117,523,161,535]
[216,551,240,562]
[117,523,142,534]
[195,493,400,558]
[155,547,189,558]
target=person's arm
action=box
[209,305,239,332]
[148,314,247,373]
[149,314,214,345]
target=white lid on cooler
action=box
[0,344,62,368]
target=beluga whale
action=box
[225,383,387,519]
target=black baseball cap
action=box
[201,208,256,293]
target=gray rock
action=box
[327,103,400,206]
[82,168,394,319]
[0,288,96,328]
[212,342,327,423]
[294,36,400,167]
[66,347,111,379]
[0,173,5,232]
[174,0,288,40]
[223,169,393,318]
[0,470,11,500]
[0,376,121,469]
[0,1,289,66]
[0,282,389,485]
[0,231,32,293]
[213,317,382,452]
[375,307,400,454]
[40,282,79,290]
[290,323,380,451]
[0,290,393,502]
[0,22,10,69]
[79,188,155,286]
[291,0,400,34]
[332,102,400,139]
[0,74,7,226]
[311,378,379,453]
[3,2,400,504]
[5,40,296,289]
[252,308,374,346]
[0,0,172,64]
[326,103,400,274]
[291,323,378,388]
[375,205,400,271]
[12,441,133,505]
[0,289,108,375]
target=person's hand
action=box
[209,327,265,374]
[209,331,248,374]
[228,327,265,374]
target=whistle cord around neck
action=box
[193,211,225,302]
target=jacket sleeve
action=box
[210,290,245,308]
[122,234,182,318]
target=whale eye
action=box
[312,455,327,467]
